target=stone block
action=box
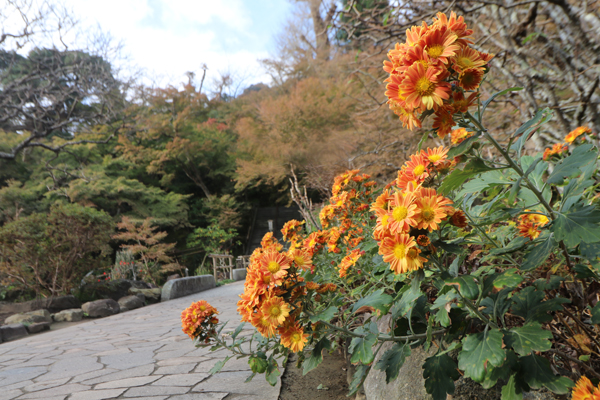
[52,308,84,322]
[0,323,29,342]
[161,275,216,302]
[128,288,161,304]
[5,309,51,325]
[232,268,247,281]
[82,299,120,318]
[118,295,144,311]
[28,309,52,322]
[26,321,51,333]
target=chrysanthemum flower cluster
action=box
[516,210,549,241]
[543,126,594,161]
[383,12,493,136]
[181,300,219,342]
[571,376,600,400]
[371,147,468,274]
[236,233,310,352]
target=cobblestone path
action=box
[0,281,281,400]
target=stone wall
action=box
[161,275,216,301]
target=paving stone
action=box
[100,348,154,370]
[0,389,22,400]
[192,371,281,398]
[68,388,127,400]
[151,373,209,386]
[170,394,228,400]
[0,366,47,387]
[70,368,118,383]
[153,363,196,375]
[22,377,70,392]
[79,365,154,385]
[156,356,209,367]
[18,383,90,399]
[35,355,102,382]
[123,385,189,397]
[95,375,162,389]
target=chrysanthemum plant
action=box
[184,12,600,400]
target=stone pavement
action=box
[0,281,281,400]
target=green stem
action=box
[318,320,446,342]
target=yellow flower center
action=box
[269,305,281,317]
[294,255,305,265]
[393,243,406,259]
[415,77,435,96]
[392,205,408,222]
[421,206,435,222]
[428,154,442,162]
[291,332,301,343]
[457,56,474,67]
[267,261,281,274]
[427,44,445,58]
[413,165,426,176]
[199,305,206,311]
[262,275,271,284]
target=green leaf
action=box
[489,236,528,255]
[591,302,600,324]
[349,328,377,364]
[512,108,553,138]
[439,158,495,195]
[352,289,393,315]
[309,306,338,323]
[244,372,257,383]
[552,205,600,247]
[249,353,268,374]
[231,322,246,340]
[520,354,574,394]
[375,343,411,383]
[265,358,280,386]
[547,143,598,185]
[390,285,421,318]
[580,242,600,266]
[504,323,552,356]
[417,130,430,151]
[501,374,523,400]
[493,269,523,289]
[508,177,523,204]
[303,337,331,375]
[480,288,513,321]
[423,354,460,400]
[458,329,506,382]
[209,356,231,375]
[511,286,570,324]
[348,365,370,396]
[521,234,555,271]
[573,264,599,280]
[482,350,518,389]
[447,134,479,158]
[481,87,523,115]
[445,275,479,300]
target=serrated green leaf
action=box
[458,329,506,382]
[375,343,411,383]
[209,356,231,375]
[309,306,338,323]
[512,108,553,138]
[480,287,513,321]
[511,286,570,324]
[504,323,552,356]
[552,206,600,247]
[352,289,393,315]
[231,322,246,340]
[482,350,518,389]
[490,236,528,255]
[493,268,523,289]
[580,242,600,266]
[391,285,421,318]
[348,365,369,395]
[423,354,460,400]
[303,337,331,375]
[573,264,599,280]
[439,158,495,195]
[501,374,523,400]
[445,275,479,300]
[349,328,377,364]
[547,143,597,185]
[244,372,256,383]
[520,354,574,394]
[265,358,280,386]
[591,302,600,324]
[447,134,479,158]
[521,234,555,271]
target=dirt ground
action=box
[278,350,349,400]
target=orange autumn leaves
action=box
[383,12,492,136]
[372,147,467,274]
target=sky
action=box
[59,0,294,91]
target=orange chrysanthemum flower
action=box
[565,126,592,144]
[251,310,277,338]
[449,209,469,228]
[452,47,486,73]
[306,281,319,290]
[260,296,290,327]
[389,100,422,130]
[422,146,449,166]
[387,191,417,234]
[406,24,428,47]
[518,221,541,240]
[432,12,473,46]
[421,26,460,64]
[401,63,452,111]
[451,128,475,144]
[260,232,283,251]
[281,219,305,242]
[432,107,455,139]
[338,249,362,278]
[371,189,393,216]
[288,247,313,271]
[416,234,430,247]
[256,250,291,283]
[414,189,452,231]
[280,323,309,352]
[379,233,420,274]
[542,143,568,161]
[571,376,598,400]
[458,67,484,91]
[181,300,219,339]
[450,91,479,114]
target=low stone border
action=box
[232,268,247,281]
[161,275,216,302]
